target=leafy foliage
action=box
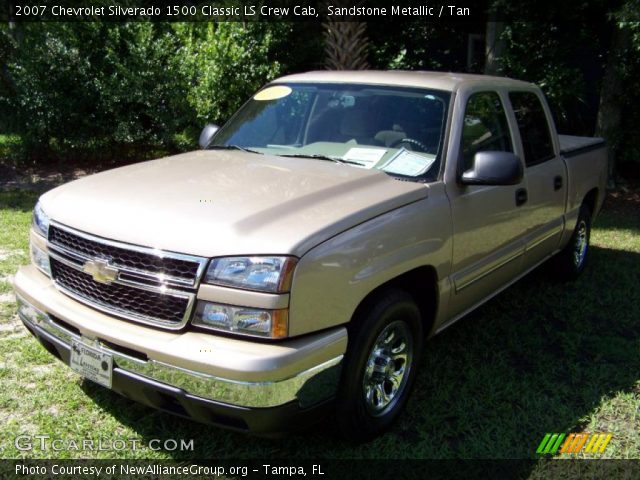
[498,22,594,133]
[369,22,469,71]
[171,23,284,127]
[0,22,285,162]
[1,8,640,178]
[614,2,640,171]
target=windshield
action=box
[210,83,450,180]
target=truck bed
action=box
[559,134,606,157]
[559,134,608,223]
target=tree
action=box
[172,23,283,126]
[2,22,286,161]
[595,23,630,184]
[596,1,640,184]
[484,17,506,75]
[322,1,369,70]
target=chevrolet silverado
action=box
[14,71,607,440]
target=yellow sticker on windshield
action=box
[253,86,292,101]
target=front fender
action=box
[288,188,452,337]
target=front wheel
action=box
[552,204,592,280]
[336,289,423,442]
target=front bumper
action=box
[14,265,346,433]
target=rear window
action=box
[509,92,555,167]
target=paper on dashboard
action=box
[343,147,387,168]
[381,149,437,176]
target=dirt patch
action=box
[0,249,22,261]
[30,364,55,375]
[0,313,23,333]
[0,164,100,193]
[1,331,28,340]
[47,405,60,416]
[0,292,16,303]
[0,411,39,434]
[603,186,640,217]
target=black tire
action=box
[336,289,423,442]
[553,204,591,280]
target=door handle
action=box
[554,175,563,191]
[515,188,528,206]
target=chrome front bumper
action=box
[16,294,343,410]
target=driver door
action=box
[445,90,528,318]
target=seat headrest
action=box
[340,107,374,138]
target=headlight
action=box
[192,301,288,339]
[205,256,297,293]
[33,201,50,238]
[30,241,51,277]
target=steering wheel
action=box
[389,137,429,153]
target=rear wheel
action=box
[336,289,423,442]
[553,204,591,280]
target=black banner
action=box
[0,0,625,23]
[1,459,640,480]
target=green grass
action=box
[0,189,638,469]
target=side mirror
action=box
[199,124,220,149]
[460,151,523,186]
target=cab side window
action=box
[509,91,555,166]
[461,91,513,172]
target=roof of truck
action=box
[272,70,534,92]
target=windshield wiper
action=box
[207,145,263,155]
[279,153,366,167]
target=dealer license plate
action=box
[70,339,113,388]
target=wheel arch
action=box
[582,187,599,217]
[348,265,438,340]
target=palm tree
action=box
[322,2,369,70]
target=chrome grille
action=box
[51,259,190,323]
[47,222,208,329]
[49,225,201,287]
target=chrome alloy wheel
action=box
[362,320,414,417]
[573,220,588,268]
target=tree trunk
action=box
[322,1,369,70]
[595,24,631,186]
[484,17,505,75]
[1,4,20,94]
[7,4,23,43]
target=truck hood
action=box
[41,150,428,257]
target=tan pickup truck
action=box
[14,71,607,440]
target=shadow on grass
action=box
[80,241,640,468]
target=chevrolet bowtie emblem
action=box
[83,259,119,284]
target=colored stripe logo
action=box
[536,433,612,455]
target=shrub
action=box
[2,22,285,163]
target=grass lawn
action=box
[0,187,638,471]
